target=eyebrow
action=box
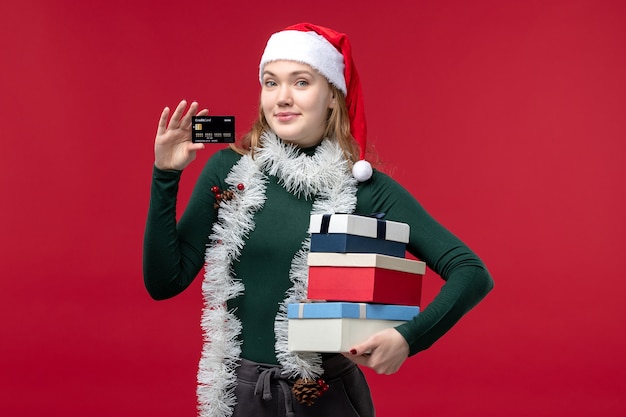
[262,70,315,77]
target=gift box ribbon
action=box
[319,213,387,239]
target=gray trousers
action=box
[232,355,375,417]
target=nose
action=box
[277,85,293,107]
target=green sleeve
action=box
[142,149,240,300]
[356,170,494,356]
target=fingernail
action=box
[350,349,357,355]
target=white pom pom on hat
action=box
[352,160,373,182]
[259,22,372,182]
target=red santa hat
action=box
[259,22,372,182]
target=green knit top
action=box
[143,146,493,363]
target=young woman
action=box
[143,23,493,417]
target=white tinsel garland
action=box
[197,132,357,417]
[198,155,267,417]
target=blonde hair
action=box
[230,84,360,165]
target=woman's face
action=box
[261,60,335,148]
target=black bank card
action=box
[192,116,235,143]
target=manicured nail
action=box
[350,349,357,355]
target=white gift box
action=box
[287,302,419,352]
[309,214,410,243]
[288,318,407,352]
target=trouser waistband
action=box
[236,354,354,383]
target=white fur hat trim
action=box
[259,30,346,94]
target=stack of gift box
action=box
[287,213,425,353]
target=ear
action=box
[329,94,336,109]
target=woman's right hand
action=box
[154,100,209,171]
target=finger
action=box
[156,106,170,136]
[169,100,188,128]
[188,142,205,152]
[348,339,376,356]
[345,351,391,375]
[181,101,199,126]
[342,352,372,367]
[197,108,209,116]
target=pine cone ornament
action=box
[211,186,237,209]
[292,378,329,406]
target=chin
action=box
[273,130,300,144]
[279,137,304,146]
[270,126,322,147]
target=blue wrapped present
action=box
[287,302,420,320]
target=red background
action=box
[1,1,625,416]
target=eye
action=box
[264,79,277,87]
[295,79,309,87]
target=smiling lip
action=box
[275,112,299,122]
